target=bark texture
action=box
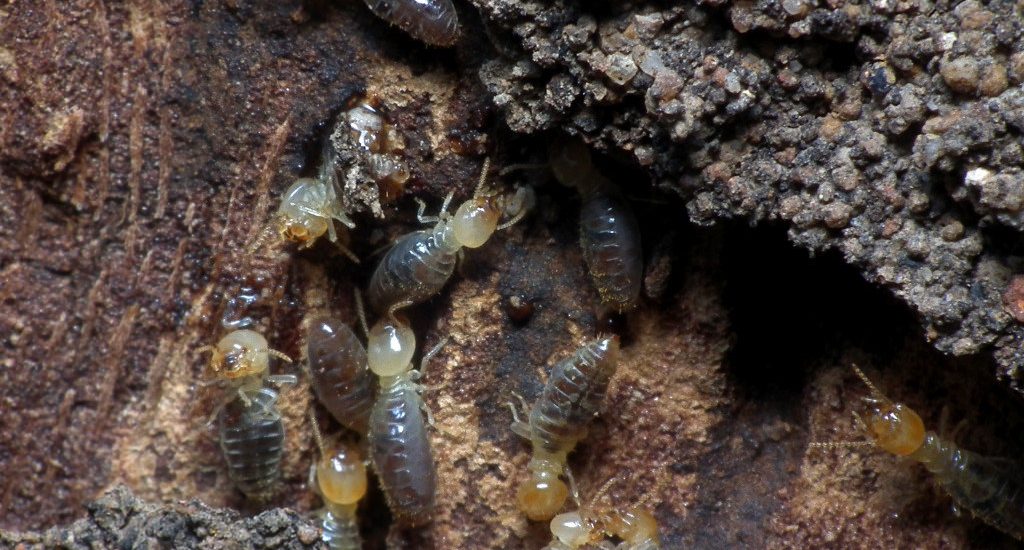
[2,0,1024,548]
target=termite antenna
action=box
[353,288,370,340]
[499,162,548,176]
[267,348,294,363]
[808,441,874,450]
[309,409,326,457]
[851,364,889,403]
[590,475,620,508]
[472,157,492,199]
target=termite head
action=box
[853,366,925,456]
[860,400,926,457]
[207,329,271,380]
[452,195,501,248]
[317,442,368,506]
[549,510,597,548]
[602,507,659,545]
[518,469,570,521]
[367,317,416,377]
[278,178,330,246]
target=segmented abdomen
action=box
[363,0,460,47]
[308,316,376,434]
[920,434,1024,540]
[369,379,436,526]
[367,230,457,314]
[322,508,362,550]
[218,388,285,502]
[579,193,642,313]
[529,337,620,454]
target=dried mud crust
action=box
[1,0,1024,549]
[474,0,1024,380]
[0,486,322,549]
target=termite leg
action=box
[565,467,583,507]
[438,190,455,217]
[507,391,532,439]
[268,374,298,387]
[333,240,361,264]
[416,198,440,224]
[387,300,415,323]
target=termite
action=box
[307,316,377,435]
[365,315,446,526]
[362,0,460,47]
[339,100,409,204]
[508,336,621,521]
[544,476,660,549]
[218,386,286,502]
[201,330,295,501]
[366,158,530,315]
[546,505,659,549]
[549,138,643,316]
[309,412,367,550]
[815,365,1024,541]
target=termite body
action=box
[365,317,439,526]
[830,367,1024,541]
[307,316,377,435]
[218,387,286,503]
[549,139,642,315]
[363,0,460,47]
[366,159,527,315]
[510,336,621,521]
[203,330,294,502]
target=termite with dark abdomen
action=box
[508,336,621,521]
[366,158,529,316]
[365,316,444,525]
[815,366,1024,541]
[549,139,643,316]
[363,0,460,47]
[309,414,366,550]
[218,386,286,503]
[307,316,377,435]
[201,330,295,501]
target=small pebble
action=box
[1003,276,1024,323]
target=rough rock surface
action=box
[0,486,322,549]
[2,0,1024,548]
[474,0,1024,380]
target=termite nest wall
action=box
[1,0,1023,548]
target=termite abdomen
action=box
[369,380,436,526]
[367,230,456,314]
[363,0,460,47]
[307,316,377,434]
[530,336,621,453]
[579,193,643,315]
[218,388,285,502]
[920,438,1024,540]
